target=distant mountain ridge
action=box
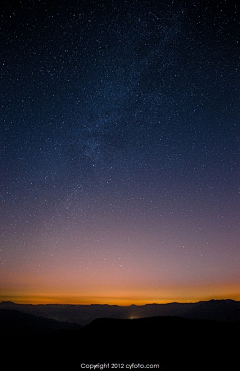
[0,299,239,325]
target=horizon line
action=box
[0,297,238,306]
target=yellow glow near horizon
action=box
[1,290,240,306]
[1,275,239,305]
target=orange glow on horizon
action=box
[1,289,240,306]
[2,268,239,305]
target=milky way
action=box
[0,0,239,304]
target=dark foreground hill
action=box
[1,309,238,371]
[0,309,81,339]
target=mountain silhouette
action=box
[1,299,240,325]
[184,299,240,321]
[1,308,238,371]
[0,309,81,339]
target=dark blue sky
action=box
[1,0,239,304]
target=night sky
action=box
[1,0,239,305]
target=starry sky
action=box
[0,0,239,305]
